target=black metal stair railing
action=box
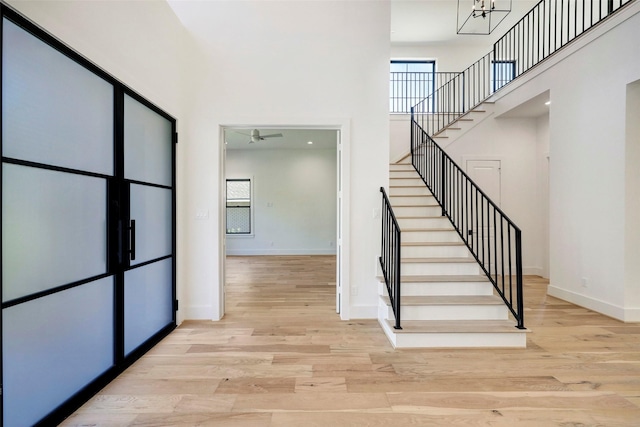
[411,116,525,329]
[379,187,402,330]
[495,0,634,81]
[412,0,635,137]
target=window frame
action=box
[225,178,254,236]
[492,60,516,92]
[390,60,436,114]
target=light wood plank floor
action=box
[62,255,640,426]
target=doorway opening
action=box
[220,126,347,318]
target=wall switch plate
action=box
[195,209,209,220]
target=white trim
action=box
[547,285,625,321]
[218,117,352,320]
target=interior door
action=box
[122,93,176,357]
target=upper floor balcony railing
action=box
[390,71,460,114]
[413,0,636,136]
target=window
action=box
[226,179,252,235]
[492,60,515,92]
[390,60,435,114]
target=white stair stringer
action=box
[379,161,529,349]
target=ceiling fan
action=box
[235,129,283,144]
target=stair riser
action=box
[398,217,451,228]
[390,196,437,206]
[390,186,431,196]
[395,282,494,296]
[389,164,414,171]
[402,231,461,243]
[401,262,480,275]
[392,206,443,217]
[391,331,527,349]
[390,171,420,178]
[390,177,424,185]
[401,245,471,258]
[382,303,508,321]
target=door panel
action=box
[124,259,173,355]
[2,277,114,427]
[129,184,172,266]
[466,159,501,205]
[2,164,107,302]
[2,18,114,175]
[466,159,501,270]
[124,94,173,186]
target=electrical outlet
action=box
[581,277,589,288]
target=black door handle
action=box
[130,219,136,261]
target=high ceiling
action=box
[391,0,539,45]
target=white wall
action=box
[226,147,337,255]
[536,114,550,278]
[391,43,492,72]
[9,0,390,321]
[167,0,391,320]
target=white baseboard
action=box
[547,285,625,321]
[226,249,337,256]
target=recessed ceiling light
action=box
[307,141,313,145]
[545,101,551,106]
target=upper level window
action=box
[226,179,252,235]
[390,60,435,114]
[492,60,515,92]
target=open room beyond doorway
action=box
[222,127,343,315]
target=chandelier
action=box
[457,0,512,35]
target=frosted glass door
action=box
[1,15,116,427]
[123,90,174,356]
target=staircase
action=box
[431,102,494,148]
[377,161,528,348]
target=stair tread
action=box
[401,257,475,263]
[390,194,434,198]
[386,319,527,334]
[400,274,489,282]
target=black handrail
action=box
[413,0,635,136]
[379,187,402,330]
[411,115,525,329]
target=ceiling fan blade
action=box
[260,133,283,139]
